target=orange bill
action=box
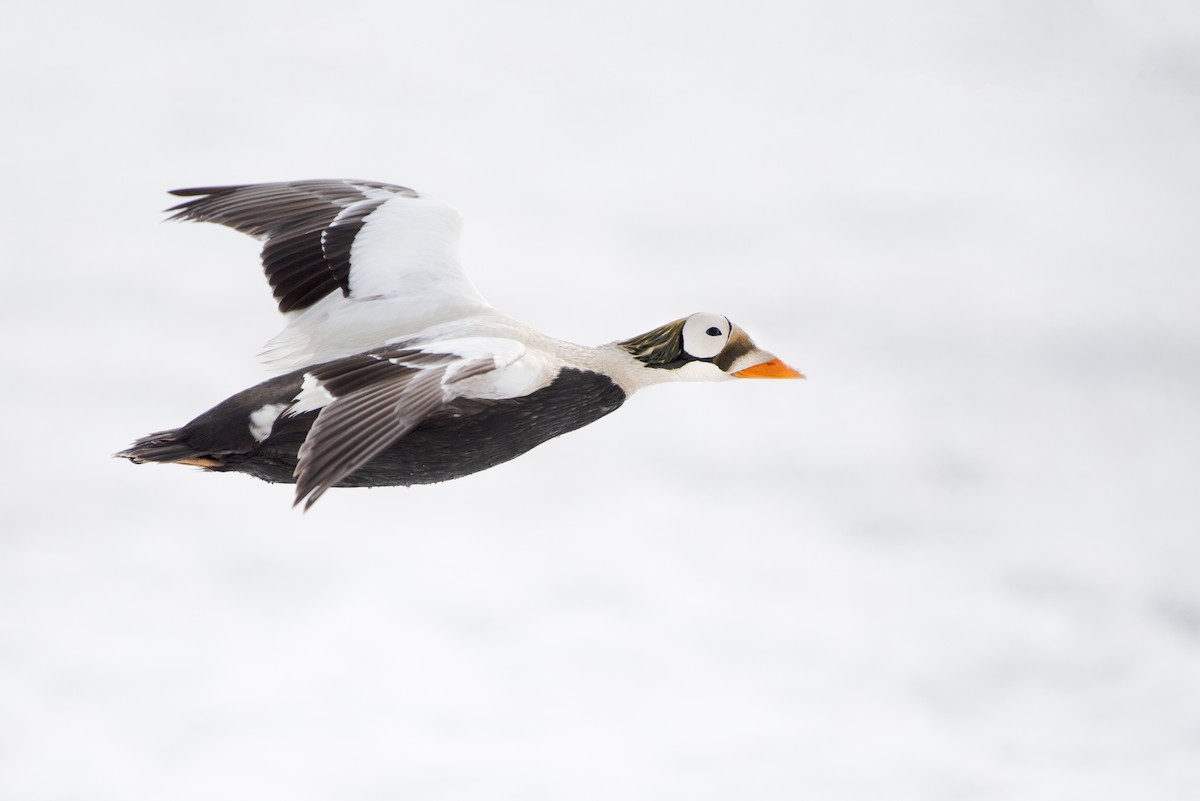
[733,358,805,379]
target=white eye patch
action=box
[681,312,730,359]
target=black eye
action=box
[706,326,721,336]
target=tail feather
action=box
[115,430,227,468]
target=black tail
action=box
[116,370,310,482]
[115,429,227,469]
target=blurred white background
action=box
[2,1,1199,799]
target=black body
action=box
[122,367,628,487]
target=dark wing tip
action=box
[161,179,417,220]
[167,184,243,198]
[293,482,326,512]
[163,184,247,218]
[166,179,413,198]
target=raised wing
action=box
[167,180,493,368]
[289,337,528,509]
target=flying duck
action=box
[118,180,803,509]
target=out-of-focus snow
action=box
[2,1,1199,799]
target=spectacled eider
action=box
[118,180,803,509]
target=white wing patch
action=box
[419,338,545,399]
[289,374,335,415]
[348,196,472,299]
[419,337,525,370]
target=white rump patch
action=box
[248,403,289,442]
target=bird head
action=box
[619,312,804,381]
